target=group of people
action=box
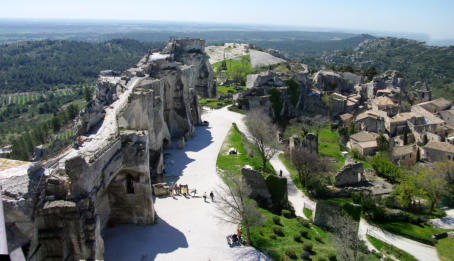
[72,136,84,149]
[203,191,215,202]
[170,184,194,197]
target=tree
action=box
[417,167,448,213]
[392,174,421,210]
[329,213,364,261]
[215,175,264,245]
[288,146,329,188]
[83,86,94,103]
[66,104,79,120]
[245,109,280,171]
[376,134,390,152]
[363,66,378,81]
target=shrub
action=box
[300,251,311,260]
[285,248,297,259]
[315,236,322,242]
[273,226,284,237]
[297,217,311,228]
[293,235,302,242]
[300,230,309,238]
[273,216,281,225]
[282,209,292,218]
[303,243,313,252]
[270,234,277,240]
[318,258,327,261]
[328,253,337,261]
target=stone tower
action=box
[417,83,432,102]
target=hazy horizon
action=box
[1,0,453,40]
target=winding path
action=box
[103,107,269,261]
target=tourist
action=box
[203,192,207,202]
[237,229,242,238]
[210,191,214,202]
[279,170,282,177]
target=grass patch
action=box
[374,221,453,245]
[217,85,246,96]
[303,208,313,220]
[217,123,274,180]
[367,235,417,261]
[436,237,454,261]
[250,208,337,260]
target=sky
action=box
[1,0,454,39]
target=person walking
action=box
[279,169,283,177]
[209,191,214,202]
[203,192,207,202]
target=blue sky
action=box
[1,0,453,39]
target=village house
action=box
[349,131,379,156]
[423,141,454,162]
[355,110,386,133]
[391,144,418,166]
[371,96,399,116]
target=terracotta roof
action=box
[356,110,381,121]
[424,141,454,153]
[340,113,353,121]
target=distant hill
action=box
[320,37,454,100]
[0,39,160,93]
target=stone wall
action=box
[334,160,365,187]
[241,168,272,207]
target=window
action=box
[126,175,134,194]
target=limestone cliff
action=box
[1,38,213,261]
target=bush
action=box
[300,230,309,238]
[270,234,277,240]
[328,253,337,261]
[273,226,284,237]
[318,258,327,261]
[315,236,322,242]
[293,235,302,242]
[273,216,281,225]
[285,248,297,259]
[303,242,313,252]
[282,209,292,218]
[297,217,311,228]
[300,251,311,260]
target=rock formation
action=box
[1,38,215,261]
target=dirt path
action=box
[103,107,269,261]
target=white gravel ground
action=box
[249,50,285,69]
[104,107,269,261]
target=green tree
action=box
[376,134,390,152]
[83,86,94,103]
[363,66,378,81]
[392,174,420,210]
[417,168,448,213]
[66,104,79,120]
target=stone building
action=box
[416,83,432,102]
[241,167,272,206]
[371,96,399,117]
[391,144,418,166]
[355,110,386,133]
[424,141,454,162]
[349,131,379,156]
[334,159,366,187]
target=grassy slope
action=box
[436,237,454,261]
[367,235,418,261]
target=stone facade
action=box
[241,167,272,206]
[334,160,366,187]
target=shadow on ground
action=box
[103,216,188,261]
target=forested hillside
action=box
[321,38,454,100]
[0,39,161,93]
